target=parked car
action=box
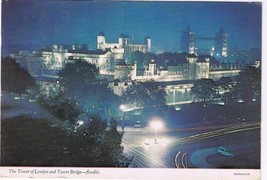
[134,121,141,128]
[217,147,234,157]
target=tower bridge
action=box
[181,26,228,58]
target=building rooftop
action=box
[197,55,210,63]
[68,49,110,55]
[115,59,127,65]
[142,79,196,87]
[186,54,197,58]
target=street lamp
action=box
[77,120,84,126]
[120,104,126,132]
[150,120,163,144]
[74,120,84,131]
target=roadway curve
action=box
[122,122,260,168]
[174,122,260,168]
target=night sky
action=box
[2,1,262,54]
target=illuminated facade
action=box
[42,45,68,70]
[66,49,112,74]
[130,55,210,82]
[11,30,239,107]
[96,32,151,61]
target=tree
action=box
[38,93,80,123]
[191,78,216,107]
[96,85,121,120]
[1,115,132,167]
[58,60,120,120]
[215,77,235,105]
[58,60,99,98]
[76,117,132,167]
[121,82,166,109]
[235,66,261,102]
[143,82,166,106]
[1,57,37,95]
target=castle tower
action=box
[145,35,151,53]
[97,31,106,50]
[214,28,228,58]
[145,59,157,76]
[72,43,79,50]
[118,33,129,49]
[130,61,137,80]
[186,54,198,80]
[181,26,195,54]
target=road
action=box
[1,92,261,168]
[122,122,260,168]
[1,92,61,124]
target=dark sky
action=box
[2,0,262,53]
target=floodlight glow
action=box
[149,118,164,144]
[150,121,163,130]
[77,120,84,126]
[120,104,126,111]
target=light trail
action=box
[123,141,173,168]
[181,153,187,168]
[173,122,260,144]
[174,122,260,168]
[174,151,180,168]
[123,122,260,168]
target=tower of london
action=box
[10,29,242,106]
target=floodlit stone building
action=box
[96,32,151,62]
[11,30,243,106]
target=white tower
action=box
[186,55,198,80]
[145,35,151,53]
[97,32,106,50]
[145,59,157,76]
[118,33,129,49]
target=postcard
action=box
[1,0,263,179]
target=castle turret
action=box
[214,28,228,58]
[118,33,129,49]
[145,35,151,53]
[181,26,195,54]
[130,61,137,80]
[145,59,157,76]
[72,43,79,50]
[186,54,197,80]
[97,31,106,50]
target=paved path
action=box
[1,92,60,123]
[190,147,217,168]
